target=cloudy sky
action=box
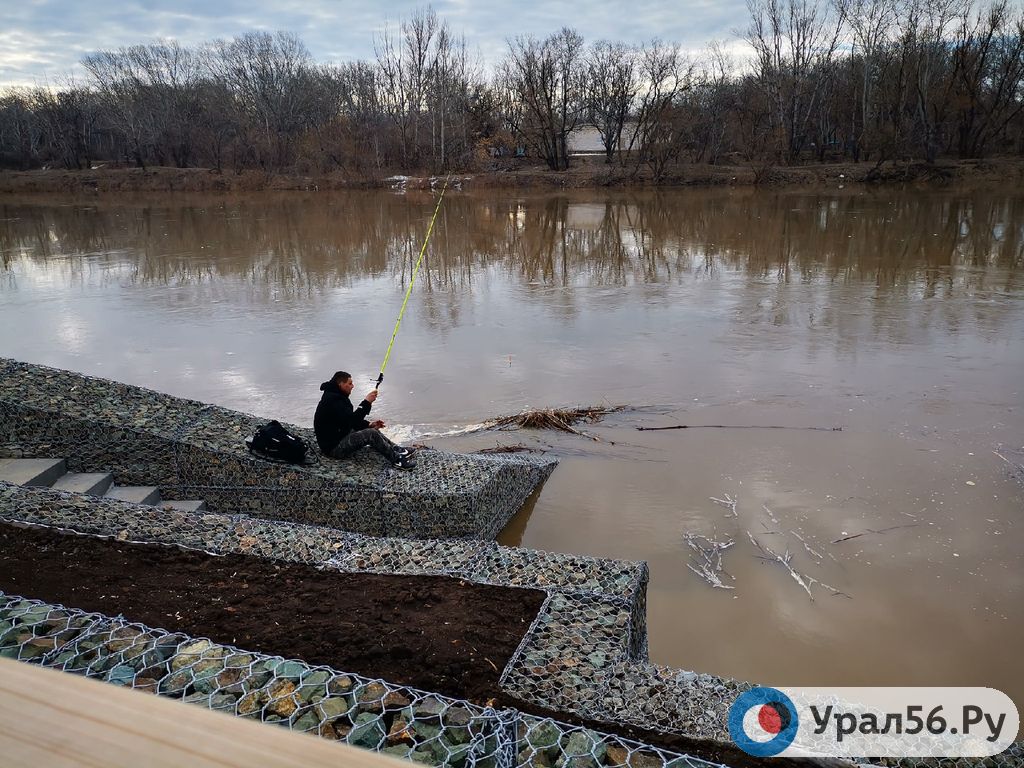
[0,0,752,87]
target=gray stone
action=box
[443,726,472,746]
[160,669,194,695]
[293,711,321,732]
[107,664,136,686]
[301,670,331,688]
[564,730,606,762]
[348,712,385,749]
[274,660,307,679]
[519,748,554,768]
[317,696,352,721]
[446,744,472,768]
[412,722,442,741]
[445,706,472,728]
[528,721,563,751]
[414,696,447,720]
[209,694,237,711]
[327,675,353,695]
[170,640,214,671]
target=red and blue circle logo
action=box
[728,687,799,756]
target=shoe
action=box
[392,456,417,470]
[395,446,418,458]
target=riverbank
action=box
[2,156,1022,195]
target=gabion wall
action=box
[2,487,1021,766]
[0,592,730,768]
[0,358,557,539]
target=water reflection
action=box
[3,190,1020,298]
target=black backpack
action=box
[247,421,310,465]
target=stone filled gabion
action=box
[2,492,1021,765]
[598,662,751,745]
[500,593,635,717]
[0,593,730,768]
[0,358,557,539]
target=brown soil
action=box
[1,156,1022,195]
[0,522,815,768]
[0,521,543,704]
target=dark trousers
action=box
[329,428,401,463]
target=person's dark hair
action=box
[331,371,351,385]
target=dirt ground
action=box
[0,521,543,703]
[0,521,811,768]
[1,156,1021,195]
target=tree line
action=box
[1,0,1021,177]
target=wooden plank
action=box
[0,658,409,768]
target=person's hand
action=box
[364,390,378,403]
[370,419,385,429]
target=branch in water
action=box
[748,531,815,601]
[638,424,843,432]
[831,523,918,544]
[683,532,736,590]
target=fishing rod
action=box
[374,175,451,391]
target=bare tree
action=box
[329,61,387,170]
[837,0,897,160]
[0,90,44,169]
[375,7,445,169]
[685,42,739,163]
[624,41,693,178]
[428,24,476,170]
[896,0,968,162]
[83,47,156,168]
[746,0,846,161]
[950,0,1024,157]
[585,41,638,163]
[211,31,316,168]
[28,78,97,170]
[500,28,586,171]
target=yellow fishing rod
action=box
[374,175,451,390]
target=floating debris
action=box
[993,449,1024,487]
[484,406,626,440]
[790,529,824,562]
[831,523,917,544]
[475,444,544,455]
[747,532,815,601]
[709,494,738,517]
[682,533,735,590]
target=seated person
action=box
[314,370,416,469]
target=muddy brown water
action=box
[1,188,1022,724]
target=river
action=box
[1,186,1022,712]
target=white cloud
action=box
[0,0,754,86]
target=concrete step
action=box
[104,486,162,506]
[50,472,114,496]
[160,499,207,513]
[0,458,67,487]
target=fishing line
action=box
[374,175,451,390]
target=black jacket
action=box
[313,381,372,454]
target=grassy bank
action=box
[2,156,1023,195]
